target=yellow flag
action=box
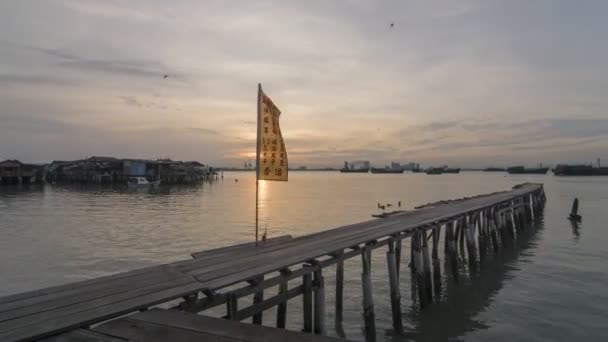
[257,84,288,181]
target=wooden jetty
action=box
[0,183,545,341]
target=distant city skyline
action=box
[1,1,608,167]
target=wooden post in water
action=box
[251,276,264,325]
[227,293,238,320]
[276,269,289,329]
[386,239,403,333]
[432,225,442,297]
[302,266,313,333]
[489,209,500,252]
[446,220,459,280]
[412,230,428,308]
[529,194,535,220]
[465,215,477,265]
[477,213,486,262]
[394,235,402,278]
[334,252,344,334]
[313,266,326,335]
[421,229,433,302]
[458,217,466,260]
[361,246,376,342]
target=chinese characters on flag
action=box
[257,86,288,181]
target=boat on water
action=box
[553,164,608,176]
[370,167,404,174]
[443,168,461,174]
[425,168,443,175]
[128,177,161,187]
[507,166,549,175]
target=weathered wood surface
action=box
[48,309,348,342]
[0,183,542,341]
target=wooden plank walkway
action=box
[0,183,544,341]
[46,309,347,342]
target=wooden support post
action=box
[386,239,403,333]
[477,214,486,262]
[335,253,344,333]
[489,210,499,252]
[251,276,264,325]
[529,194,535,220]
[446,221,459,280]
[432,225,441,260]
[313,266,326,335]
[302,266,313,333]
[465,216,477,263]
[422,230,433,302]
[276,269,289,329]
[394,236,402,278]
[227,294,238,320]
[412,230,428,308]
[361,246,376,342]
[458,218,466,259]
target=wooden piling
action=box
[458,219,466,259]
[394,236,402,278]
[432,225,442,296]
[421,230,433,302]
[489,210,500,252]
[432,225,441,260]
[227,294,238,320]
[313,266,326,335]
[276,269,289,329]
[386,239,403,333]
[361,246,376,342]
[302,266,313,333]
[334,252,344,333]
[412,230,428,308]
[465,216,477,264]
[251,276,264,325]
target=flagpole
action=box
[255,83,262,246]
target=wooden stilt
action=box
[361,246,376,342]
[458,218,466,259]
[276,269,289,329]
[489,210,499,252]
[386,239,403,333]
[313,266,325,335]
[334,253,344,335]
[446,221,459,280]
[412,230,428,308]
[302,266,313,333]
[394,236,402,278]
[251,276,264,325]
[227,293,238,320]
[432,225,442,297]
[465,216,477,263]
[421,230,433,302]
[432,225,441,260]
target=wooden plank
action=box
[43,329,127,342]
[0,281,203,342]
[235,286,303,322]
[190,235,292,259]
[95,309,347,342]
[0,266,186,322]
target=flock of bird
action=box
[377,201,401,211]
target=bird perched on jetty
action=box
[379,204,386,211]
[398,201,401,207]
[386,203,392,208]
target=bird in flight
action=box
[390,22,394,28]
[163,74,169,79]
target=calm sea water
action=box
[1,172,607,341]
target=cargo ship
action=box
[553,164,608,176]
[507,166,549,174]
[340,161,369,173]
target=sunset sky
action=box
[1,0,607,168]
